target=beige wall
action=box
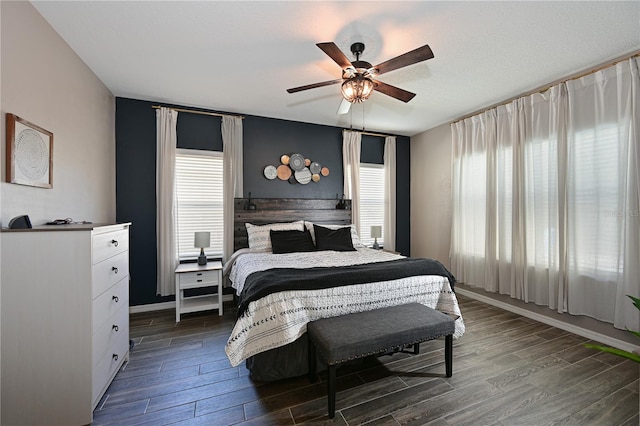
[410,123,452,267]
[0,1,115,227]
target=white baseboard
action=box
[456,288,637,353]
[128,294,234,314]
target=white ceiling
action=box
[32,1,640,137]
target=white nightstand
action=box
[175,261,223,322]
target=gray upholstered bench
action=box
[307,303,455,418]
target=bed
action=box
[225,198,465,381]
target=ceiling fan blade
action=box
[372,80,416,103]
[287,79,343,94]
[316,42,353,70]
[373,44,434,76]
[337,98,351,115]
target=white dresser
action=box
[0,223,131,425]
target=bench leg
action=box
[445,334,453,377]
[308,337,317,383]
[414,343,420,355]
[328,364,336,418]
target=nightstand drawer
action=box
[178,269,219,289]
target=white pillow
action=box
[305,222,364,248]
[245,221,305,251]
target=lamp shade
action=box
[194,231,211,248]
[370,226,382,239]
[341,75,374,103]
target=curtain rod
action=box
[343,129,395,138]
[452,50,640,124]
[152,105,244,119]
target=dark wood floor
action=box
[92,295,639,425]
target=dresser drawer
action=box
[92,251,129,299]
[178,269,219,289]
[92,328,129,407]
[92,278,129,335]
[93,303,129,367]
[93,229,129,265]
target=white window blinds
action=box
[359,163,385,247]
[569,124,622,275]
[174,149,224,261]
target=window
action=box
[523,137,556,267]
[174,149,223,261]
[496,144,513,262]
[452,152,486,257]
[569,124,621,275]
[359,163,385,247]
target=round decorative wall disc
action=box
[276,164,292,180]
[288,175,297,184]
[280,154,290,165]
[289,153,305,171]
[311,173,321,182]
[295,167,311,184]
[321,167,330,176]
[309,162,321,174]
[263,165,277,180]
[304,158,311,167]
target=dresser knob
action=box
[112,266,118,274]
[112,325,119,332]
[111,239,119,247]
[112,354,118,362]
[112,295,119,303]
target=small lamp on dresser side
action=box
[194,231,210,265]
[370,226,382,250]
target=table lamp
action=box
[194,231,211,265]
[370,226,382,250]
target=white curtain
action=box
[451,112,491,290]
[222,116,243,263]
[343,131,362,234]
[565,58,640,328]
[156,107,178,296]
[520,88,566,310]
[451,57,640,331]
[384,136,396,252]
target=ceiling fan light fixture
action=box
[341,75,374,103]
[287,41,431,106]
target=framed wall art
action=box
[6,113,53,189]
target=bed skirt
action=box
[246,334,312,381]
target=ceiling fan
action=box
[287,41,434,114]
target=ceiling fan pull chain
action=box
[350,104,353,129]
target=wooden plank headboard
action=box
[234,198,352,251]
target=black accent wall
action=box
[116,97,410,305]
